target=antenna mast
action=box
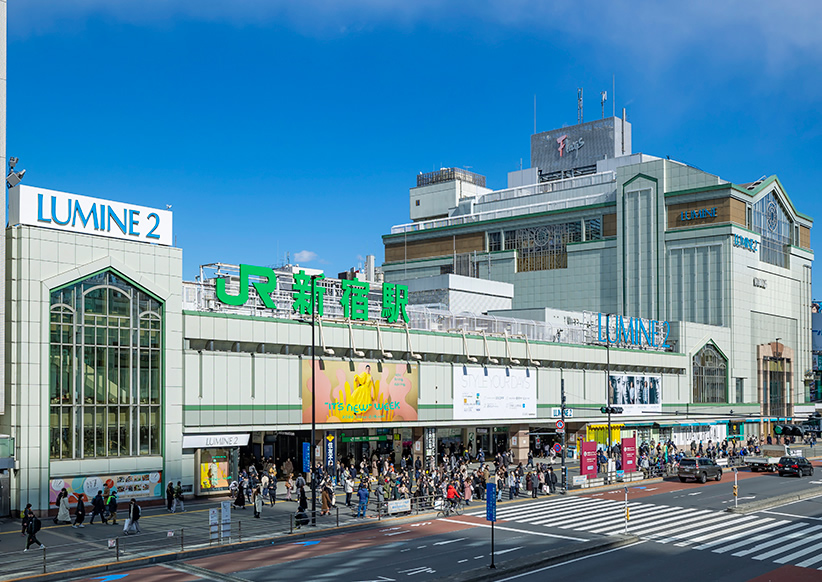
[601,91,607,119]
[577,88,583,124]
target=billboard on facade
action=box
[49,471,163,506]
[453,366,536,421]
[813,310,822,352]
[609,373,661,415]
[302,360,418,424]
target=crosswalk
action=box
[465,496,822,570]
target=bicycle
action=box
[435,496,464,517]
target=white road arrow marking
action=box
[409,522,432,527]
[688,492,703,496]
[433,537,466,545]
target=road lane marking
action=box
[439,518,587,541]
[494,541,647,581]
[494,546,523,555]
[761,510,822,521]
[433,537,466,545]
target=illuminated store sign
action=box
[679,207,716,221]
[9,185,173,246]
[596,312,671,349]
[733,234,759,252]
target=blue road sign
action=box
[554,443,562,453]
[302,442,311,472]
[486,483,497,522]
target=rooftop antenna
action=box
[577,88,583,124]
[533,94,537,134]
[612,74,616,117]
[601,91,607,119]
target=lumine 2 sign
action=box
[215,264,410,324]
[9,185,173,246]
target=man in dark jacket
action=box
[24,516,45,551]
[124,499,141,534]
[548,467,558,494]
[166,482,174,512]
[72,498,86,528]
[106,491,119,525]
[89,491,107,524]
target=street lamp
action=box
[310,274,320,526]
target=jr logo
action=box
[215,264,277,308]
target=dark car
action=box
[777,456,815,477]
[678,457,722,483]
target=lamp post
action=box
[310,274,319,525]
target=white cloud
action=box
[293,250,318,263]
[12,1,822,71]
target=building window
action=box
[500,221,591,272]
[584,217,602,241]
[488,231,501,252]
[49,270,163,460]
[692,343,727,403]
[752,191,791,268]
[735,378,744,403]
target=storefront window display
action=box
[49,270,163,460]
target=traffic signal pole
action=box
[561,374,567,493]
[606,344,611,460]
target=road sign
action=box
[556,420,565,430]
[486,483,497,522]
[302,442,310,472]
[554,443,562,453]
[551,408,574,418]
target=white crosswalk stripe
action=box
[462,495,822,570]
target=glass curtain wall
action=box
[692,344,728,403]
[49,270,163,460]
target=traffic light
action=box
[733,485,738,497]
[600,406,624,414]
[774,424,805,437]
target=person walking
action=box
[21,503,34,536]
[298,485,308,514]
[89,491,107,524]
[356,484,369,518]
[23,515,45,552]
[260,473,270,506]
[124,499,142,535]
[56,489,72,524]
[548,467,557,494]
[285,474,293,502]
[166,482,175,512]
[344,474,354,507]
[268,471,277,506]
[73,497,86,528]
[106,490,119,525]
[234,483,246,510]
[173,481,185,513]
[253,487,263,518]
[321,482,331,516]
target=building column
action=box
[511,425,529,464]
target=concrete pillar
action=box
[511,425,529,464]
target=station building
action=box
[0,117,816,515]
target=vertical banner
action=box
[325,433,336,468]
[486,483,497,522]
[302,442,311,473]
[220,501,232,540]
[424,427,437,461]
[580,441,598,478]
[209,508,219,542]
[622,437,637,473]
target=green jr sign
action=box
[215,264,409,324]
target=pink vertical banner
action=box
[622,437,637,473]
[580,441,598,478]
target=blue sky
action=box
[9,1,822,291]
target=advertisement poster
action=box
[609,373,662,415]
[302,360,418,424]
[49,471,162,505]
[579,441,598,478]
[453,366,536,421]
[200,455,230,491]
[621,437,637,473]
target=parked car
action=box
[777,456,815,477]
[678,457,722,483]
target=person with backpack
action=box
[124,499,141,535]
[24,515,45,551]
[106,490,119,525]
[172,481,185,513]
[89,491,107,524]
[72,497,86,528]
[21,503,34,536]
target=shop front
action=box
[183,433,249,496]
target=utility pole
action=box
[561,370,567,493]
[607,343,612,460]
[310,275,319,526]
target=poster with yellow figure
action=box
[302,360,419,424]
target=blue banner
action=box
[302,442,311,473]
[486,483,496,522]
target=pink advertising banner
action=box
[622,437,637,473]
[580,440,598,478]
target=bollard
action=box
[116,537,120,562]
[290,513,293,534]
[336,505,339,528]
[43,546,47,574]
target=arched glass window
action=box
[752,191,792,268]
[693,343,727,403]
[49,270,163,459]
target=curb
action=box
[726,487,822,514]
[430,534,639,582]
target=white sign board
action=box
[609,373,662,415]
[182,434,250,449]
[572,475,587,485]
[387,498,411,514]
[9,184,173,246]
[453,367,536,421]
